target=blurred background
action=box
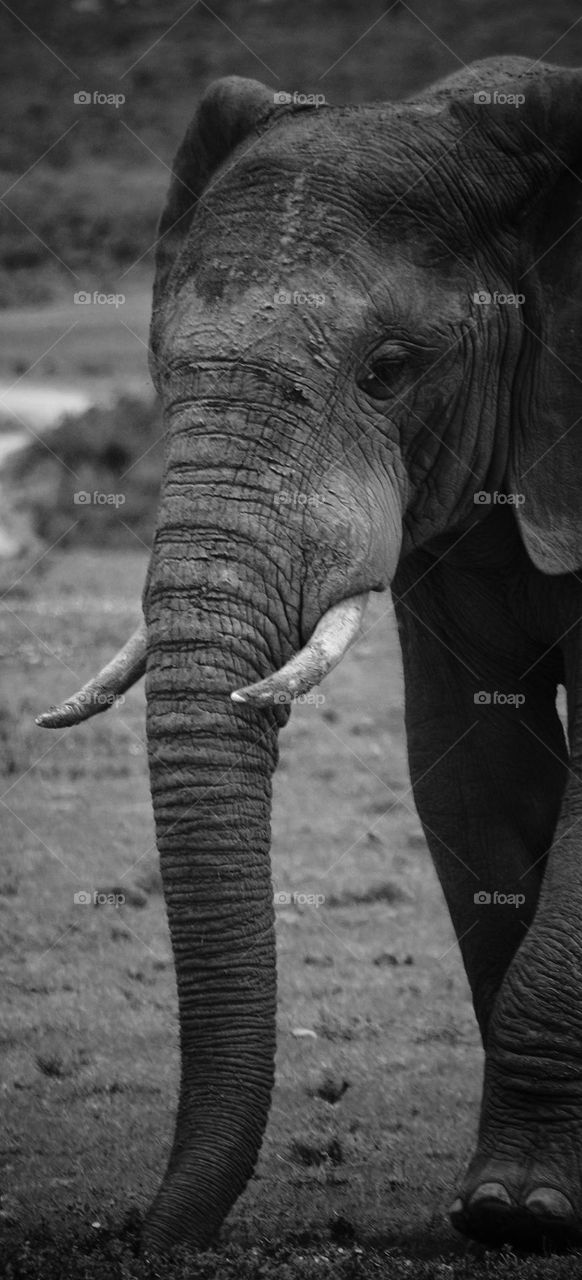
[2,0,582,554]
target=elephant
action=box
[36,54,582,1252]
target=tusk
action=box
[231,592,368,707]
[36,619,147,728]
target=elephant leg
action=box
[392,557,582,1248]
[450,627,582,1248]
[393,560,567,1044]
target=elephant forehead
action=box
[275,170,308,251]
[169,110,478,329]
[195,107,475,273]
[191,167,354,273]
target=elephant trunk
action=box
[144,651,280,1247]
[142,522,292,1249]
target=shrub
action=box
[8,394,163,549]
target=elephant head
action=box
[38,57,582,1250]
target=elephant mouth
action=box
[34,591,370,727]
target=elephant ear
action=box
[449,63,582,574]
[149,76,277,372]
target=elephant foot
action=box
[450,1164,582,1250]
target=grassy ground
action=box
[1,549,581,1278]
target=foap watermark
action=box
[74,90,125,109]
[274,890,326,907]
[474,690,525,707]
[74,491,126,508]
[274,290,325,308]
[474,890,525,907]
[274,91,326,107]
[77,689,125,709]
[473,90,525,108]
[274,690,325,707]
[74,290,125,307]
[275,489,322,509]
[474,490,525,506]
[473,290,525,307]
[74,889,125,907]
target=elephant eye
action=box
[357,355,406,401]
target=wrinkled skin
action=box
[46,57,582,1250]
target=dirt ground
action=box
[1,548,580,1279]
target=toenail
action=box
[468,1182,512,1209]
[524,1188,575,1221]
